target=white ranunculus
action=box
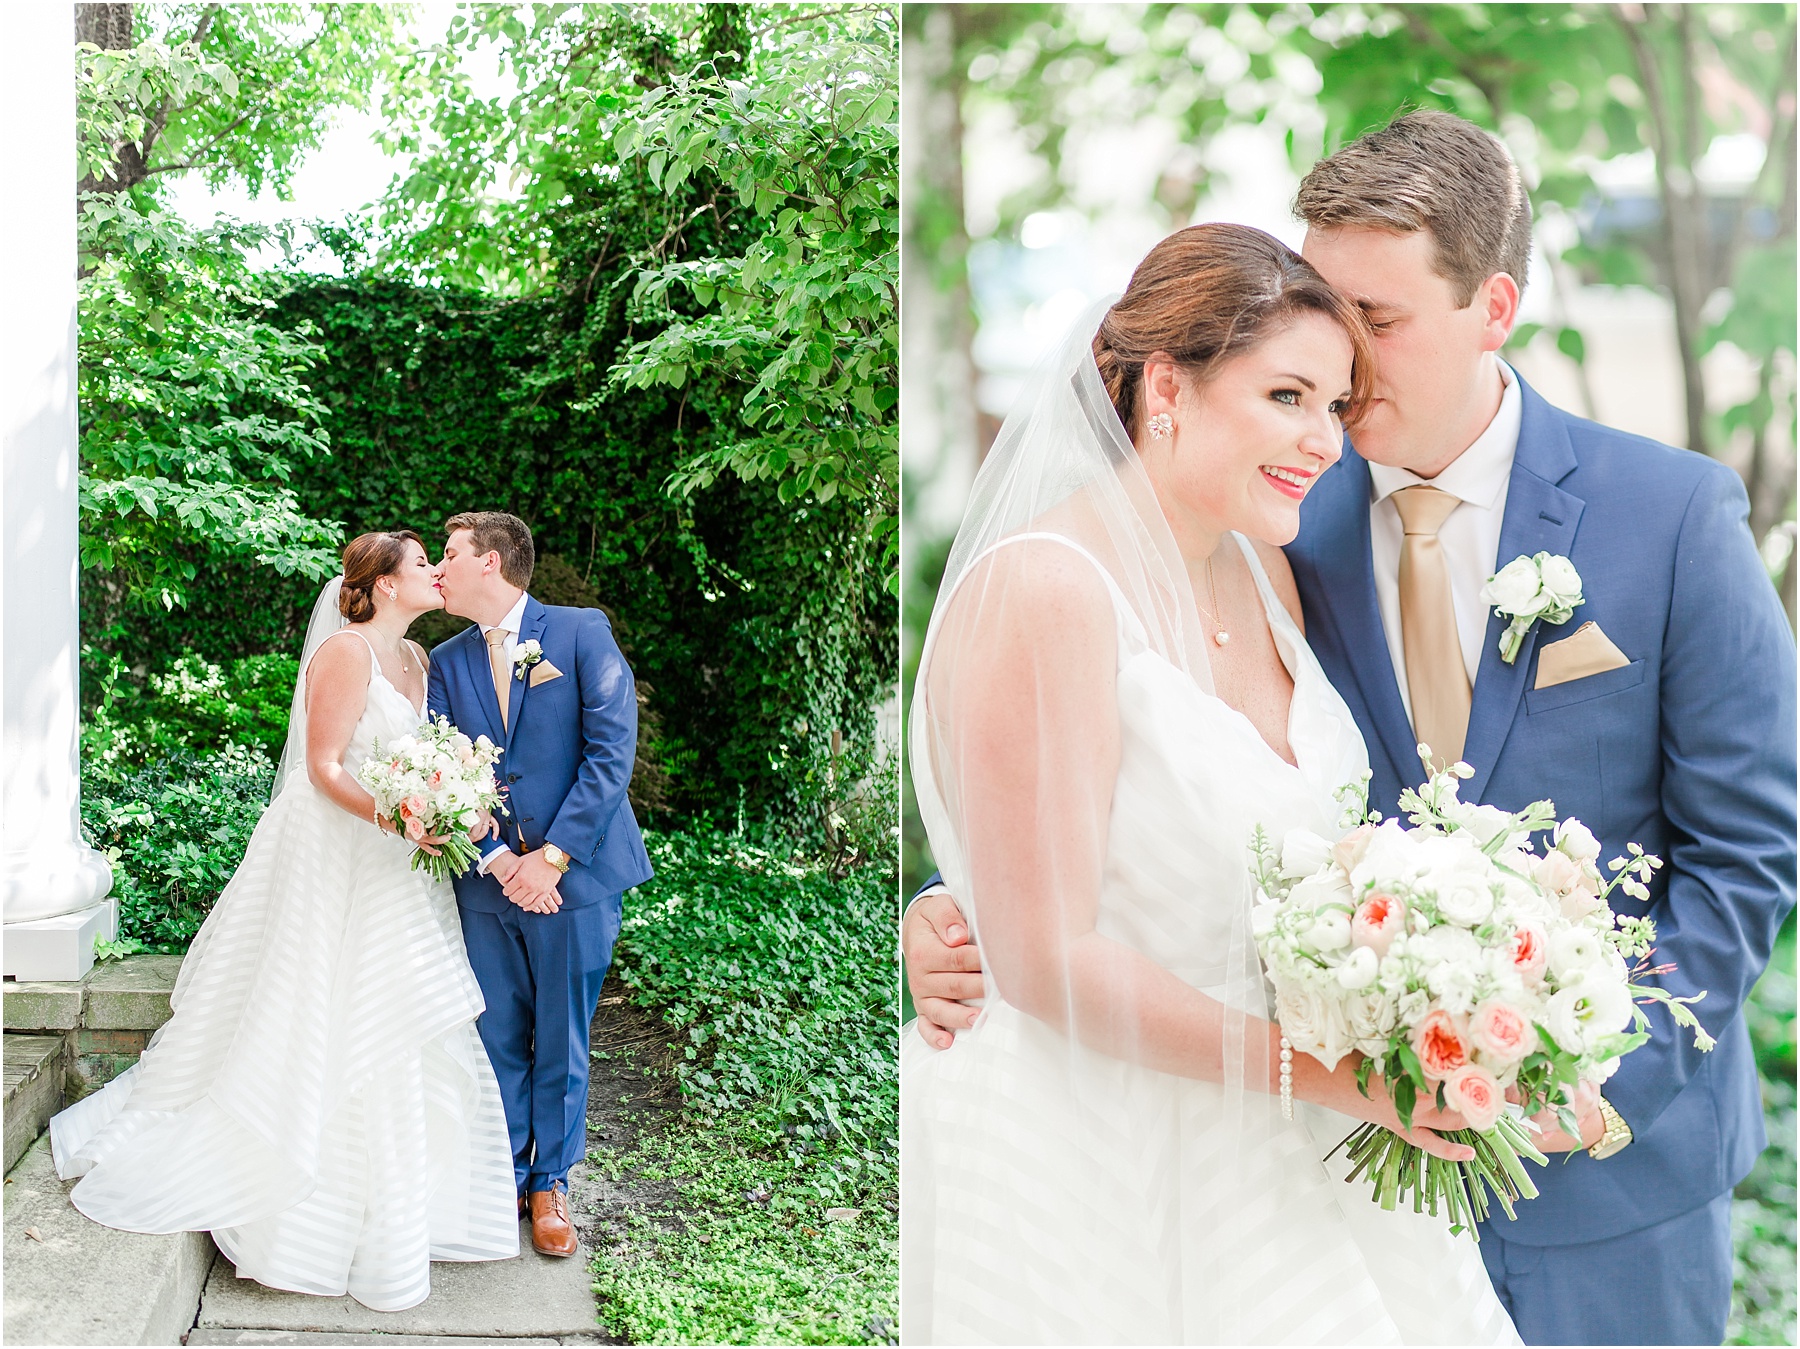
[1275,982,1356,1071]
[1548,927,1606,983]
[1280,829,1336,880]
[1300,908,1353,953]
[1554,819,1601,864]
[1485,555,1544,614]
[1539,554,1584,606]
[1437,873,1497,927]
[1337,945,1380,991]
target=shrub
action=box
[80,744,275,951]
[594,826,899,1343]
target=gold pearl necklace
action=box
[1196,555,1231,647]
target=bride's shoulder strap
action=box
[405,638,429,672]
[942,531,1147,650]
[319,626,379,672]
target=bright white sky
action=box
[161,2,512,271]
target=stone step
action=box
[4,1034,65,1174]
[185,1333,569,1345]
[4,1132,213,1345]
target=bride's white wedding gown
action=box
[52,634,519,1312]
[903,533,1519,1345]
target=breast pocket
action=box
[1523,659,1646,716]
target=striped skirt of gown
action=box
[50,776,519,1312]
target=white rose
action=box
[1420,923,1483,968]
[1539,554,1583,607]
[1485,555,1545,614]
[1345,989,1398,1054]
[1336,945,1380,991]
[1275,983,1355,1071]
[1280,829,1336,880]
[1554,819,1602,864]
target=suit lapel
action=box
[1460,379,1585,804]
[501,596,548,756]
[1311,448,1420,793]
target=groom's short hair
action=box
[1293,108,1532,308]
[445,511,535,588]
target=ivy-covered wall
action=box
[83,271,895,825]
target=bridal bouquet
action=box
[358,715,506,881]
[1250,754,1712,1235]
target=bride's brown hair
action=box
[1093,223,1376,440]
[339,530,426,622]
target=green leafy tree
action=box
[76,3,408,613]
[380,3,898,590]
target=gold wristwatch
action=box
[541,843,571,874]
[1587,1096,1633,1160]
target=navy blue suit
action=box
[428,596,653,1194]
[1286,376,1796,1343]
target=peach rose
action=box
[1333,824,1376,874]
[405,815,427,841]
[1444,1063,1504,1131]
[404,794,428,818]
[1508,920,1549,981]
[1533,849,1583,898]
[1469,999,1537,1065]
[1410,1008,1470,1081]
[1351,892,1406,958]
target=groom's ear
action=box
[1473,271,1521,354]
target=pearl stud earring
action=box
[1148,412,1174,441]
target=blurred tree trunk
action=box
[900,4,977,515]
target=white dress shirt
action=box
[1368,362,1522,721]
[475,591,529,874]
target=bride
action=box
[903,224,1518,1344]
[52,530,519,1312]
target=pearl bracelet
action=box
[1279,1036,1294,1121]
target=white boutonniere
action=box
[1482,552,1583,664]
[512,640,543,680]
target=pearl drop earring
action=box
[1148,412,1174,441]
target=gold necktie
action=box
[485,628,511,731]
[1392,485,1470,767]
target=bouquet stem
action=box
[410,832,481,882]
[1338,1113,1547,1240]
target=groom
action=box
[904,111,1796,1344]
[428,511,653,1257]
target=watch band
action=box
[542,843,571,874]
[1587,1095,1633,1160]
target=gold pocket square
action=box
[529,660,564,688]
[1535,622,1630,689]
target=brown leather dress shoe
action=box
[529,1181,577,1257]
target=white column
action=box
[3,3,115,970]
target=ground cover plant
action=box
[1729,914,1797,1346]
[586,825,899,1346]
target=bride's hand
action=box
[1300,1055,1476,1162]
[417,831,450,857]
[467,809,500,843]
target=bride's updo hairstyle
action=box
[338,530,426,622]
[1093,222,1376,440]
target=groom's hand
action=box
[903,889,984,1050]
[502,851,564,914]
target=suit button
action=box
[507,774,519,783]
